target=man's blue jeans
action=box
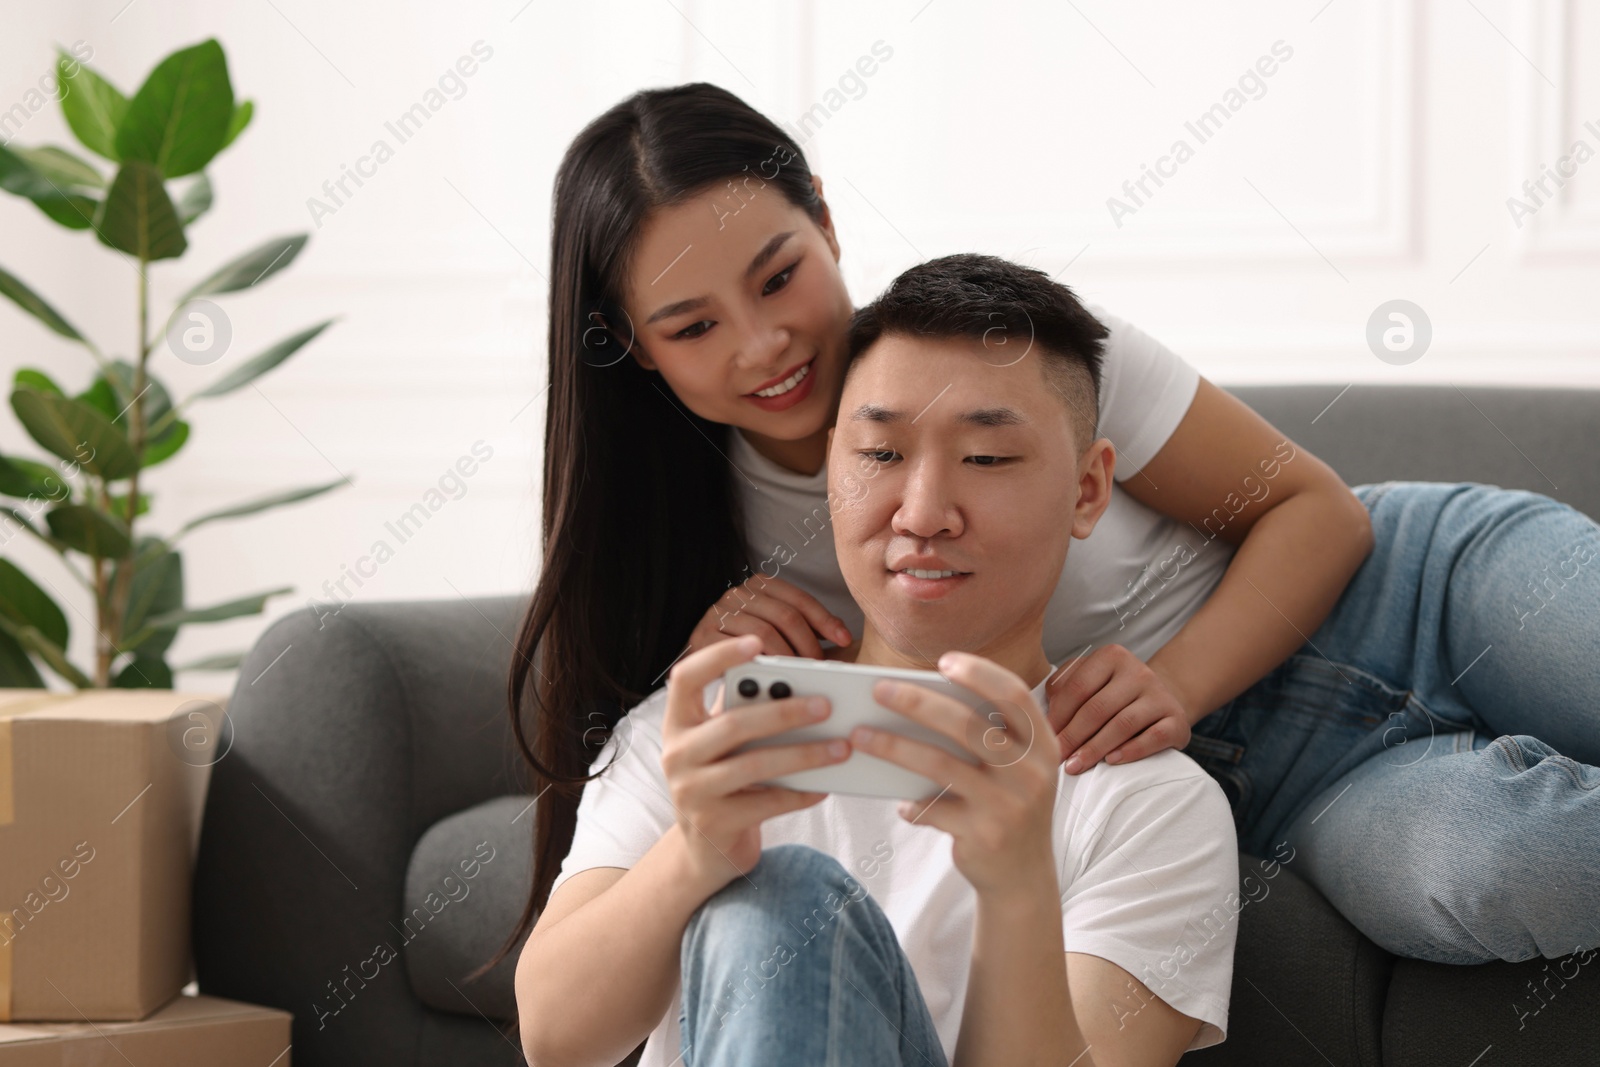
[1185,481,1600,964]
[680,843,948,1067]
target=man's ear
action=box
[812,174,840,261]
[1070,439,1116,540]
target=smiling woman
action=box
[619,201,854,469]
[490,89,852,988]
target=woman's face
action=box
[617,174,855,449]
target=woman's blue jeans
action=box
[1186,481,1600,964]
[679,843,949,1067]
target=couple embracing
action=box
[504,83,1600,1067]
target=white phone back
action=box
[722,654,989,800]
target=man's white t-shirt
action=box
[549,674,1240,1065]
[728,303,1237,666]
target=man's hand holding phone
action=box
[852,652,1061,898]
[661,634,850,891]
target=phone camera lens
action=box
[737,678,759,699]
[769,681,792,700]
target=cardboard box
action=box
[0,689,225,1021]
[0,991,291,1066]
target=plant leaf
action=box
[173,650,244,671]
[57,50,129,162]
[0,627,46,687]
[104,360,174,433]
[35,195,100,230]
[0,614,92,688]
[176,477,348,537]
[0,506,62,550]
[11,387,141,479]
[114,540,183,657]
[141,419,189,467]
[108,490,152,522]
[76,374,118,419]
[0,142,99,230]
[0,558,69,649]
[114,653,172,688]
[0,143,58,199]
[93,160,187,261]
[0,262,86,341]
[114,538,183,655]
[12,145,105,189]
[143,586,290,631]
[222,100,252,149]
[114,38,233,179]
[15,369,65,397]
[45,503,132,558]
[78,359,168,433]
[179,234,308,304]
[0,508,67,556]
[176,173,213,226]
[0,454,62,499]
[193,319,334,400]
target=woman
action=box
[490,80,1600,997]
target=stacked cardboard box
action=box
[0,992,291,1065]
[0,689,292,1064]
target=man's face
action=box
[826,333,1093,661]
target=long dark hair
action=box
[472,84,828,985]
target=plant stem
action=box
[100,255,152,686]
[92,477,110,686]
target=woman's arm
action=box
[1052,378,1374,769]
[1132,378,1373,718]
[515,825,721,1067]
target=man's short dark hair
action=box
[844,253,1109,449]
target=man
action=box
[517,254,1239,1067]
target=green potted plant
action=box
[0,38,345,688]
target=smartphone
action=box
[721,654,988,800]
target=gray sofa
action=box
[192,384,1600,1066]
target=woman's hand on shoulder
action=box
[687,575,853,659]
[1046,644,1193,774]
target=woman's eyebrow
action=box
[743,231,795,281]
[645,296,707,325]
[644,231,796,325]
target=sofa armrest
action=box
[193,594,531,1066]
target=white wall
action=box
[2,0,1596,688]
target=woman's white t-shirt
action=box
[727,303,1236,666]
[549,674,1239,1065]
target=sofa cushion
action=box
[1381,949,1600,1064]
[403,795,535,1020]
[1180,853,1389,1065]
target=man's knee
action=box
[684,844,881,978]
[752,843,852,888]
[689,845,860,927]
